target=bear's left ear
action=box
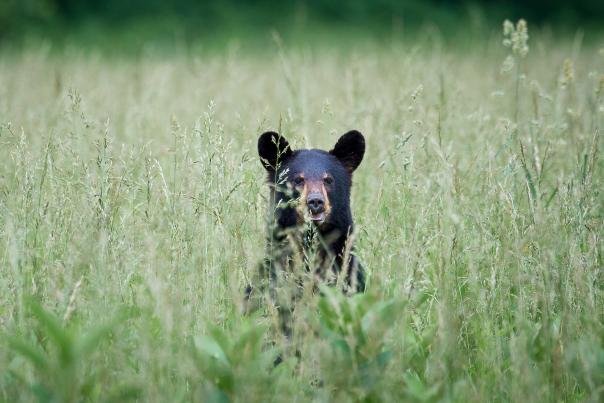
[258,131,293,171]
[330,130,365,173]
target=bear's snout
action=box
[307,193,325,214]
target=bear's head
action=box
[258,130,365,232]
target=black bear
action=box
[247,130,366,320]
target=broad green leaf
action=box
[230,324,265,365]
[193,334,235,392]
[8,336,49,371]
[27,299,73,366]
[103,385,142,403]
[361,299,405,335]
[30,382,54,403]
[76,311,128,357]
[194,335,230,368]
[403,370,440,402]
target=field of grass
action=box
[0,25,603,402]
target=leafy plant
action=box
[6,299,136,403]
[316,286,406,400]
[191,317,284,402]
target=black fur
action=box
[252,130,366,301]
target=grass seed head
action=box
[502,18,529,57]
[559,58,575,89]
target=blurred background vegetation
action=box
[1,0,604,52]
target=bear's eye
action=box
[323,176,334,185]
[293,177,305,186]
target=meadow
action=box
[0,24,603,402]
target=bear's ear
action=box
[258,131,293,171]
[330,130,365,173]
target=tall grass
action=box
[0,27,602,402]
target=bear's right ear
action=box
[330,130,365,173]
[258,131,292,171]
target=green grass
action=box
[0,27,603,402]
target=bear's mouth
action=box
[295,205,328,226]
[309,211,325,222]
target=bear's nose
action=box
[307,194,325,214]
